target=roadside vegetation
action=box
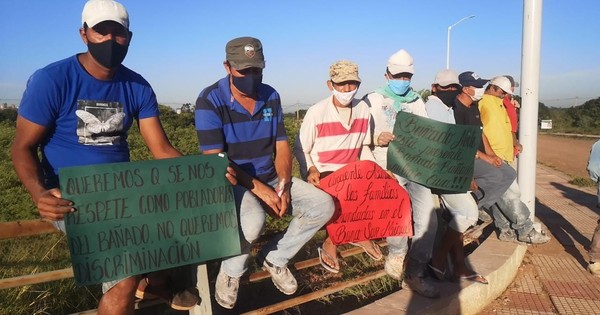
[1,97,600,314]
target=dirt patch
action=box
[536,134,598,178]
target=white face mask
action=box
[332,88,358,106]
[470,87,485,101]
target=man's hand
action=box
[254,180,292,218]
[225,166,237,186]
[277,180,291,218]
[481,152,502,168]
[515,143,523,155]
[307,167,321,187]
[470,179,479,192]
[377,132,395,146]
[36,188,74,221]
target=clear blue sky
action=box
[1,0,598,111]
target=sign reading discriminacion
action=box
[59,154,240,286]
[319,161,413,245]
[387,112,481,192]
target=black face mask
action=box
[232,73,263,96]
[87,38,129,69]
[436,90,461,108]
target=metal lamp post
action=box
[446,15,475,69]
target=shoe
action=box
[350,240,383,261]
[214,270,239,309]
[588,261,600,277]
[402,274,440,298]
[498,229,522,244]
[518,229,550,244]
[262,260,297,295]
[136,278,200,310]
[478,209,493,223]
[170,287,201,311]
[384,254,405,281]
[317,247,340,273]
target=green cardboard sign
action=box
[387,112,481,192]
[59,154,240,286]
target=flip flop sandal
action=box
[135,278,161,300]
[318,247,340,273]
[427,263,447,281]
[458,273,488,284]
[350,241,383,261]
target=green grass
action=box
[568,177,596,187]
[0,234,102,315]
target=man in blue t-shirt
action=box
[10,1,234,314]
[195,36,334,310]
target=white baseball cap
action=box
[387,49,414,75]
[489,76,513,95]
[82,0,129,29]
[433,69,460,87]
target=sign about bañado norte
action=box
[60,154,239,286]
[387,111,481,192]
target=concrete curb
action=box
[346,233,526,315]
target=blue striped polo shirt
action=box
[195,76,287,182]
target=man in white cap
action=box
[424,69,487,284]
[10,0,232,313]
[479,76,550,244]
[361,49,440,298]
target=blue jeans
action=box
[492,179,533,237]
[221,177,334,277]
[440,192,479,233]
[387,175,436,276]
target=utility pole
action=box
[296,101,300,122]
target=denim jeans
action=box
[440,192,479,233]
[492,179,533,237]
[221,177,334,277]
[387,175,436,276]
[473,160,516,210]
[590,218,600,263]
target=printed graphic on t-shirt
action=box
[76,100,124,145]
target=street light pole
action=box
[446,15,475,69]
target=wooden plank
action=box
[0,268,73,289]
[248,240,387,283]
[190,264,212,315]
[241,269,387,315]
[0,220,59,240]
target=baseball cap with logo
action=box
[434,69,460,87]
[82,0,129,29]
[387,49,414,75]
[329,61,361,83]
[226,37,265,70]
[458,71,489,88]
[489,76,513,95]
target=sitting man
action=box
[478,76,550,244]
[194,36,335,309]
[297,60,382,273]
[362,49,439,298]
[425,69,486,284]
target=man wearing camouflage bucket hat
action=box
[194,36,334,309]
[295,61,382,273]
